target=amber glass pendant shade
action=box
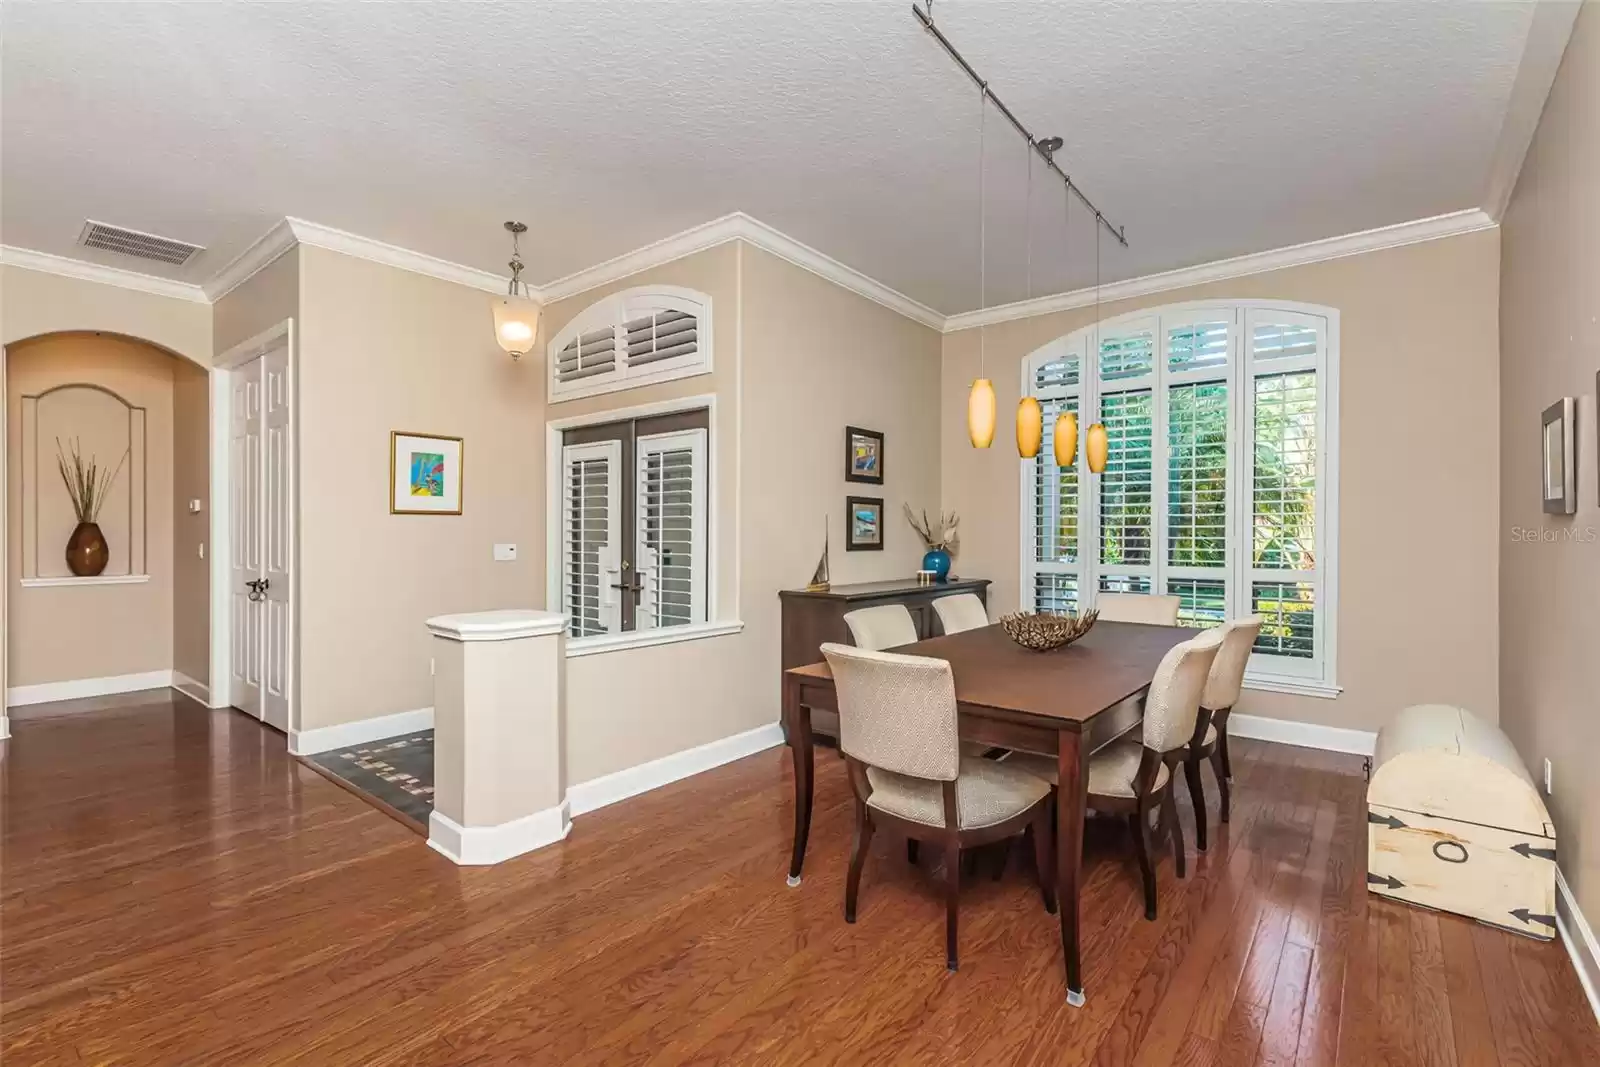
[1016,397,1043,458]
[1086,422,1109,474]
[968,378,997,448]
[1054,412,1079,467]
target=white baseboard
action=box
[1229,712,1377,757]
[171,672,211,708]
[289,707,434,756]
[0,714,9,741]
[1558,867,1600,1025]
[5,669,175,708]
[428,802,572,865]
[568,721,786,817]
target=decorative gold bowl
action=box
[1000,609,1099,652]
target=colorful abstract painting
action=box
[410,452,445,497]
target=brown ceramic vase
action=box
[66,521,109,577]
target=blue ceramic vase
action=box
[921,547,952,583]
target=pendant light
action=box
[967,85,996,448]
[1085,219,1108,474]
[1054,411,1079,467]
[492,221,542,360]
[1016,134,1043,459]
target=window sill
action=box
[21,574,150,588]
[1244,674,1342,700]
[566,620,745,658]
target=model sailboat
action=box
[806,518,831,592]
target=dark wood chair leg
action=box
[1129,808,1157,921]
[1161,787,1186,879]
[1210,749,1231,822]
[906,838,919,865]
[1029,806,1057,914]
[1185,755,1208,853]
[845,799,874,923]
[943,837,961,972]
[1218,713,1233,780]
[991,840,1008,881]
[960,850,978,881]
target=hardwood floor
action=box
[3,692,1596,1066]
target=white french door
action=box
[229,339,294,732]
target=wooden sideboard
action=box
[777,577,991,743]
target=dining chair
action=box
[842,603,919,650]
[1184,615,1263,851]
[820,642,1056,972]
[1095,592,1182,626]
[931,592,989,635]
[1007,628,1222,920]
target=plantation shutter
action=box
[1024,336,1088,614]
[554,327,618,386]
[1095,322,1156,597]
[549,288,712,402]
[1164,317,1233,627]
[635,428,708,630]
[561,440,623,637]
[1245,311,1324,672]
[624,310,699,370]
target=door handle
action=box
[246,578,271,602]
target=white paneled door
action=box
[229,338,294,732]
[230,355,262,721]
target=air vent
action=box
[78,220,204,266]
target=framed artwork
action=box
[846,495,884,551]
[1541,398,1575,515]
[391,431,463,515]
[845,426,885,485]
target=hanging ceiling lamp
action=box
[1017,134,1043,459]
[1085,223,1108,474]
[1055,411,1079,468]
[968,84,996,449]
[492,221,541,360]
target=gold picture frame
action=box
[390,431,464,515]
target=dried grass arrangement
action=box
[1000,609,1099,652]
[56,437,128,524]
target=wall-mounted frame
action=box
[1541,397,1576,515]
[844,426,884,485]
[845,495,884,551]
[390,431,463,515]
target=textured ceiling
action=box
[1,1,1538,313]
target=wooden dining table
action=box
[781,619,1193,1006]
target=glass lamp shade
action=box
[1086,422,1109,474]
[968,378,997,448]
[1054,411,1079,467]
[1016,397,1043,458]
[492,294,541,358]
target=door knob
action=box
[246,578,271,602]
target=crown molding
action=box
[1482,0,1582,221]
[536,212,946,330]
[284,217,507,294]
[203,219,296,302]
[942,208,1498,333]
[0,245,208,303]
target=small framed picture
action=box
[845,426,884,485]
[846,495,884,551]
[391,431,463,515]
[1541,398,1575,515]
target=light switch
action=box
[188,499,203,514]
[198,543,205,560]
[494,543,517,561]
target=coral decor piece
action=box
[1000,609,1099,652]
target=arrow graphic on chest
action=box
[1367,873,1405,890]
[1510,842,1556,861]
[1510,908,1557,929]
[1367,812,1406,830]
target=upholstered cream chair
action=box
[1096,592,1182,626]
[820,642,1055,971]
[842,604,919,651]
[1008,628,1222,920]
[931,592,989,635]
[1183,616,1263,851]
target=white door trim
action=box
[210,320,298,735]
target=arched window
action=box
[546,286,711,403]
[1021,300,1339,695]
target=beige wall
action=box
[172,358,209,684]
[213,251,299,356]
[942,229,1503,735]
[1,266,211,365]
[1498,5,1600,927]
[5,334,176,685]
[295,246,543,732]
[539,243,943,784]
